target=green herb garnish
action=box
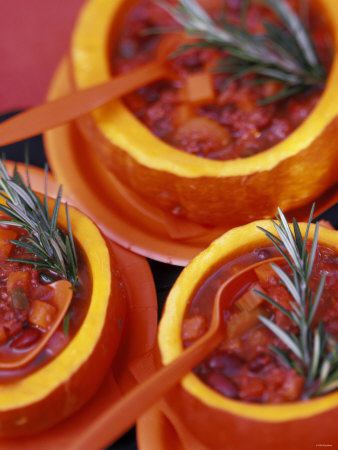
[0,159,78,289]
[256,205,338,398]
[157,0,327,102]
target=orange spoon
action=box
[0,279,73,369]
[70,257,284,450]
[0,34,187,147]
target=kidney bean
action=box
[194,361,209,376]
[208,350,244,376]
[248,353,273,373]
[11,328,41,349]
[204,372,238,399]
[119,38,138,59]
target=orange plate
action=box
[137,398,210,450]
[44,58,338,266]
[0,163,158,449]
[133,346,209,450]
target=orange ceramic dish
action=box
[70,0,338,226]
[158,221,338,449]
[0,195,126,437]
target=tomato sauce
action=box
[0,224,92,382]
[112,0,333,160]
[182,245,338,403]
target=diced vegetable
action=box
[235,282,265,312]
[29,300,57,330]
[267,285,293,310]
[242,327,271,359]
[262,81,283,99]
[219,336,242,354]
[182,315,207,341]
[184,72,215,105]
[172,116,231,157]
[0,229,17,262]
[11,287,29,310]
[279,370,305,402]
[239,372,265,401]
[172,103,195,127]
[235,90,256,112]
[7,271,30,294]
[226,308,264,339]
[254,263,277,285]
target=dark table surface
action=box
[1,111,337,449]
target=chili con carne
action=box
[112,0,332,160]
[182,244,338,403]
[0,223,91,382]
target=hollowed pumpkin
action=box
[70,0,338,226]
[0,196,126,438]
[158,221,338,449]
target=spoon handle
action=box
[0,61,167,146]
[69,329,223,450]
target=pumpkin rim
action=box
[0,198,112,410]
[158,221,338,422]
[71,0,338,178]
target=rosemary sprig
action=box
[256,205,338,398]
[0,160,78,289]
[157,0,327,101]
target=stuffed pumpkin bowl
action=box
[158,216,338,449]
[70,0,338,226]
[0,165,126,437]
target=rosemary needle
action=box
[157,0,327,101]
[0,160,78,289]
[255,205,338,399]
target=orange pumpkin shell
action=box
[158,221,338,449]
[70,0,338,226]
[0,198,126,437]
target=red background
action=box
[0,0,86,114]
